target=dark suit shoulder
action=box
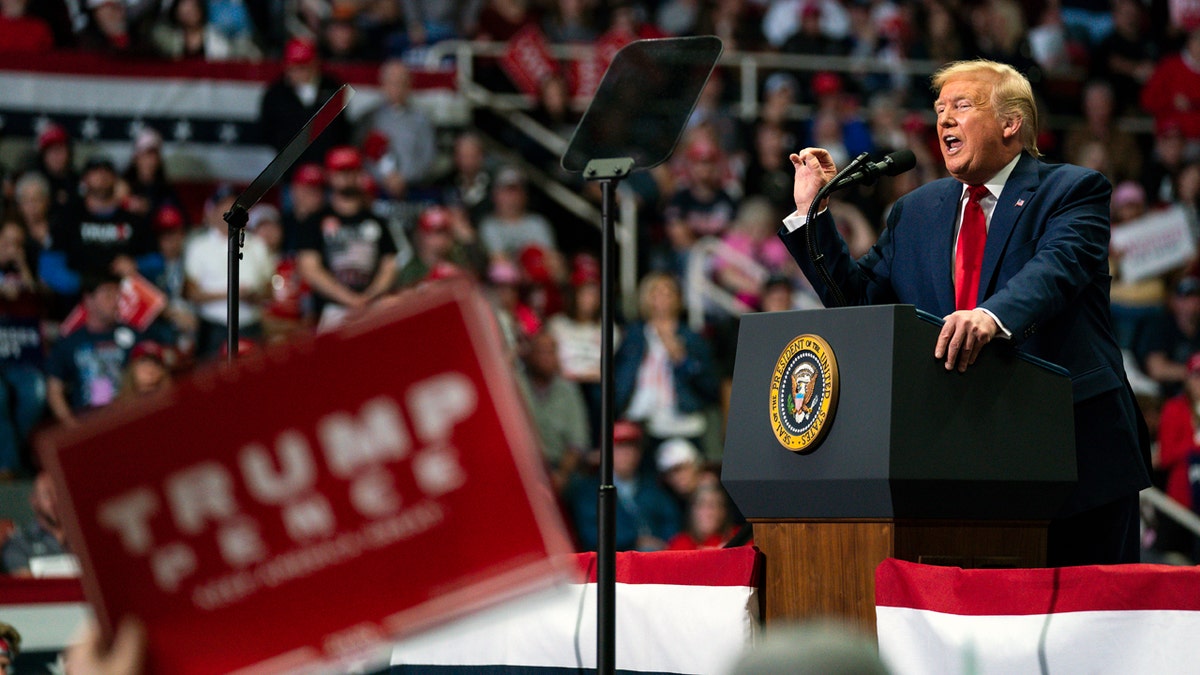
[1030,158,1111,193]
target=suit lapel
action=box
[930,181,960,314]
[979,153,1038,304]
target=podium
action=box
[721,305,1076,632]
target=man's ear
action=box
[1003,115,1023,141]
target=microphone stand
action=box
[804,152,868,309]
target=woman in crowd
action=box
[614,271,720,461]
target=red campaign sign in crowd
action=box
[38,278,573,674]
[500,25,560,98]
[501,24,632,102]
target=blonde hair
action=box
[637,271,682,319]
[932,59,1040,157]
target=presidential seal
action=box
[768,334,839,453]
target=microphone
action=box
[830,149,916,189]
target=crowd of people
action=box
[2,0,1200,571]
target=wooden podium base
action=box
[751,518,1048,634]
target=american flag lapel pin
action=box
[1015,198,1025,207]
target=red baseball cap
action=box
[418,206,452,233]
[129,340,166,364]
[1188,353,1200,376]
[292,163,325,188]
[613,420,643,445]
[812,71,843,97]
[154,204,185,231]
[284,38,318,66]
[38,123,70,152]
[518,245,552,284]
[685,138,720,162]
[325,146,363,172]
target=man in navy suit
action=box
[780,59,1151,566]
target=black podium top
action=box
[721,305,1076,520]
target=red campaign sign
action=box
[499,24,559,97]
[60,272,168,335]
[568,31,631,101]
[39,279,573,674]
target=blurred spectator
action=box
[117,339,171,397]
[602,1,667,41]
[258,37,352,173]
[395,204,486,288]
[743,122,796,214]
[1108,181,1166,351]
[803,72,874,165]
[44,274,139,426]
[149,204,198,358]
[727,620,889,675]
[762,0,850,53]
[545,256,608,444]
[0,0,55,52]
[614,271,720,456]
[1145,122,1192,207]
[0,218,43,477]
[50,155,154,279]
[282,162,327,252]
[685,69,743,159]
[121,127,182,221]
[655,436,705,512]
[910,0,973,68]
[968,0,1041,89]
[248,203,311,344]
[666,482,736,550]
[31,123,78,217]
[1154,352,1200,559]
[150,0,262,61]
[296,146,399,330]
[1136,276,1200,399]
[523,72,582,179]
[714,197,791,307]
[207,0,258,45]
[28,0,74,48]
[1061,81,1143,185]
[394,0,482,55]
[566,420,680,551]
[478,165,557,259]
[541,0,598,44]
[655,0,700,36]
[0,623,17,672]
[1093,0,1157,113]
[695,0,764,53]
[11,172,52,275]
[13,170,78,320]
[475,0,542,42]
[1,472,70,575]
[1141,27,1200,146]
[77,0,144,55]
[755,73,803,149]
[517,330,590,492]
[318,7,374,62]
[183,185,273,359]
[484,257,535,350]
[1026,2,1085,78]
[663,135,739,247]
[435,130,494,225]
[1179,163,1200,237]
[356,59,438,202]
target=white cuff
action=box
[977,307,1012,340]
[782,207,826,233]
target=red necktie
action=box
[954,185,990,311]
